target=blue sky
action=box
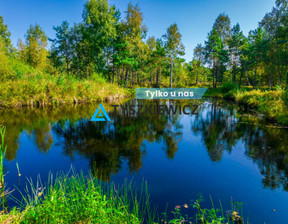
[0,0,275,60]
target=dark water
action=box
[1,99,288,224]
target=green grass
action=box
[203,82,288,126]
[0,126,8,211]
[0,73,128,108]
[0,173,246,224]
[165,195,245,224]
[233,89,288,125]
[0,57,129,108]
[2,172,155,224]
[0,126,6,186]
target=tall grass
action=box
[0,73,128,108]
[1,170,157,224]
[0,57,128,108]
[0,126,8,211]
[2,173,246,224]
[0,126,6,186]
[234,89,288,125]
[163,194,245,224]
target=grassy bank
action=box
[0,173,245,224]
[203,82,288,126]
[0,57,129,108]
[1,172,155,224]
[233,89,288,126]
[0,173,244,224]
[0,73,128,108]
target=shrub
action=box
[220,82,238,94]
[282,89,288,106]
[90,73,107,84]
[0,40,13,80]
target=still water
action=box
[1,99,288,223]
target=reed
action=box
[0,126,6,185]
[2,170,157,223]
[0,126,8,211]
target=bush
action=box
[90,72,107,84]
[220,82,238,93]
[282,89,288,106]
[0,40,13,80]
[223,89,238,100]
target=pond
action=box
[1,98,288,223]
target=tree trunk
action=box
[212,60,215,88]
[278,65,282,86]
[245,71,250,86]
[112,65,115,84]
[232,65,236,83]
[156,67,160,87]
[232,54,237,82]
[253,67,257,89]
[121,64,124,83]
[107,58,110,83]
[159,67,161,88]
[125,67,129,88]
[76,53,79,78]
[65,40,69,75]
[269,72,273,89]
[150,67,153,86]
[239,68,244,88]
[269,67,273,89]
[115,68,118,84]
[170,57,173,88]
[132,70,134,89]
[204,71,206,87]
[215,65,218,88]
[66,55,69,75]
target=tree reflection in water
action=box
[1,99,288,189]
[52,100,183,181]
[191,99,288,190]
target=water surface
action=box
[1,99,288,223]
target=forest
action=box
[1,0,288,124]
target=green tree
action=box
[82,0,118,75]
[0,16,11,51]
[238,36,250,87]
[212,13,231,44]
[193,44,205,85]
[147,36,156,84]
[248,27,267,87]
[114,3,147,87]
[154,38,166,87]
[163,23,185,88]
[205,29,228,88]
[50,21,73,75]
[19,24,48,69]
[229,23,245,82]
[205,14,230,88]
